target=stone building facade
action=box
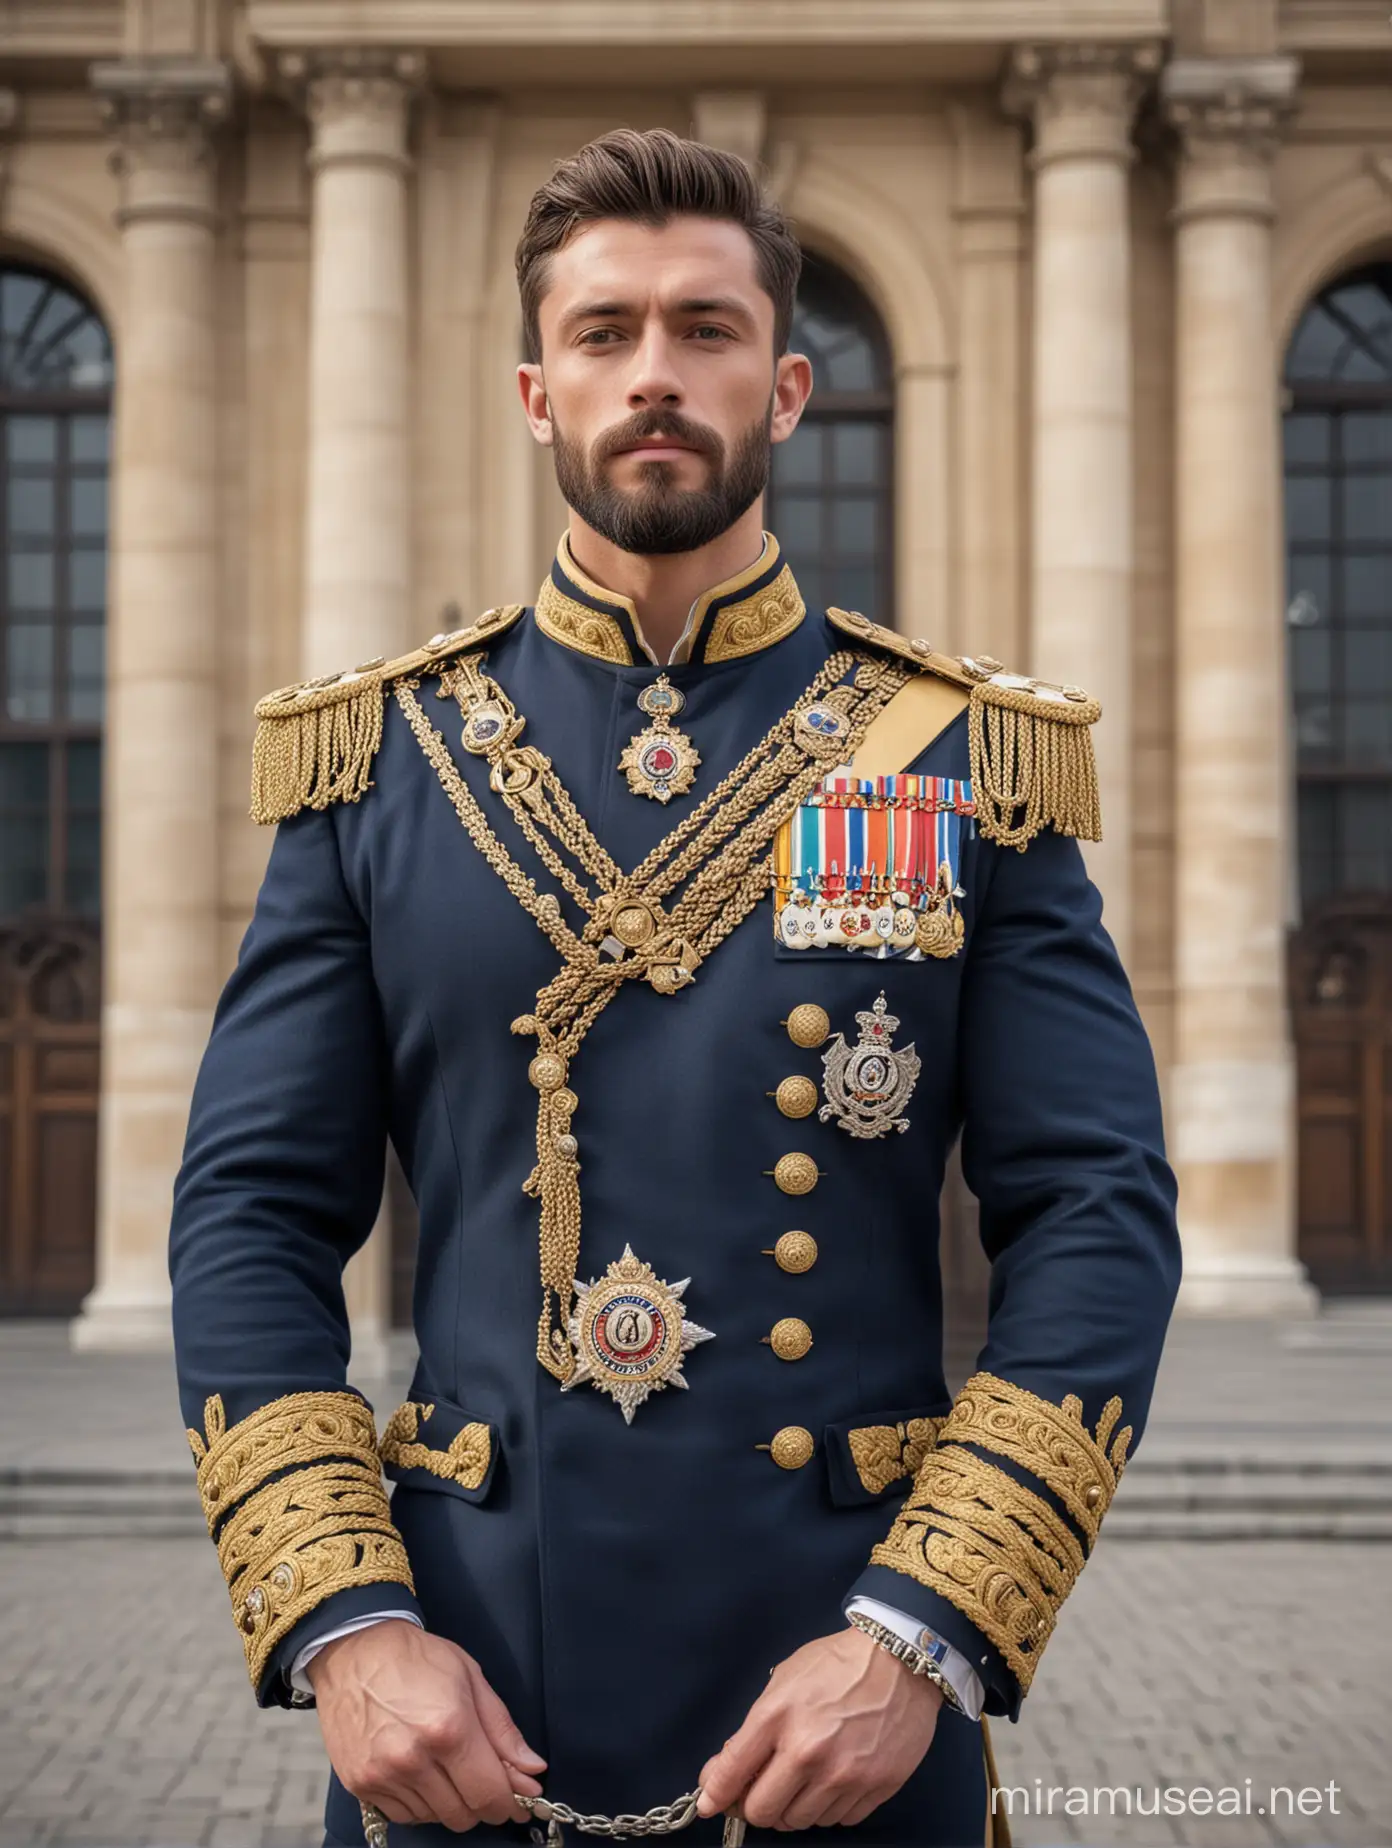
[1,0,1389,1354]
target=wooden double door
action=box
[0,922,100,1314]
[1292,899,1392,1293]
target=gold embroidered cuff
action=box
[187,1393,414,1689]
[937,1372,1131,1545]
[869,1444,1083,1692]
[187,1391,382,1533]
[866,1373,1132,1694]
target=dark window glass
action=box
[1285,263,1392,907]
[0,264,110,919]
[767,256,893,623]
[0,740,49,914]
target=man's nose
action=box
[625,327,683,409]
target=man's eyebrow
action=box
[675,296,755,320]
[558,295,756,328]
[559,299,632,327]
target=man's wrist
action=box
[843,1594,985,1719]
[845,1610,963,1712]
[297,1612,423,1696]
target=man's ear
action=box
[770,351,814,448]
[517,363,553,446]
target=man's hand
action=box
[306,1619,547,1832]
[695,1627,942,1832]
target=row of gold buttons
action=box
[756,1005,833,1471]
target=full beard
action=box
[551,405,773,556]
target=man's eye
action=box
[689,325,732,342]
[579,327,622,346]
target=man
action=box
[170,129,1180,1847]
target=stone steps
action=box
[4,1454,1392,1539]
[0,1467,205,1538]
[1107,1456,1392,1540]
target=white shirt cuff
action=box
[288,1610,423,1696]
[844,1595,985,1720]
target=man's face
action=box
[518,216,811,555]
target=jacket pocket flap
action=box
[379,1398,500,1505]
[822,1406,949,1507]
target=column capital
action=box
[89,58,231,224]
[1003,42,1161,168]
[1162,55,1300,153]
[1164,57,1299,224]
[277,47,427,176]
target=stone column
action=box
[1164,57,1316,1315]
[74,59,230,1350]
[279,47,423,678]
[279,48,424,1367]
[949,105,1027,668]
[1006,43,1158,964]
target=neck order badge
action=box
[619,675,702,802]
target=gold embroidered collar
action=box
[534,530,806,668]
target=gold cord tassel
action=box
[250,673,386,825]
[513,1014,583,1382]
[968,682,1102,850]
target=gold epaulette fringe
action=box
[825,609,1102,850]
[968,677,1102,850]
[249,604,525,825]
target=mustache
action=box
[593,408,722,464]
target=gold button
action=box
[771,1152,819,1196]
[764,1230,818,1273]
[759,1426,815,1470]
[1084,1482,1103,1510]
[783,1004,829,1049]
[771,1075,818,1119]
[764,1317,813,1361]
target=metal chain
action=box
[518,1787,704,1835]
[394,651,907,1381]
[362,1792,747,1844]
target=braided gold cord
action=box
[395,650,905,1379]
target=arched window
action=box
[1284,263,1392,908]
[0,263,111,921]
[767,254,894,620]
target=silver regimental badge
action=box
[563,1244,715,1422]
[819,992,921,1139]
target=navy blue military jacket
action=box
[170,535,1180,1847]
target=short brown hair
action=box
[516,127,802,363]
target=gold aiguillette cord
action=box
[394,648,906,1386]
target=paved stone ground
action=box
[0,1535,1385,1848]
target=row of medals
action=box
[564,673,936,1420]
[620,676,964,960]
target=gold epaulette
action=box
[826,607,1102,849]
[250,603,525,825]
